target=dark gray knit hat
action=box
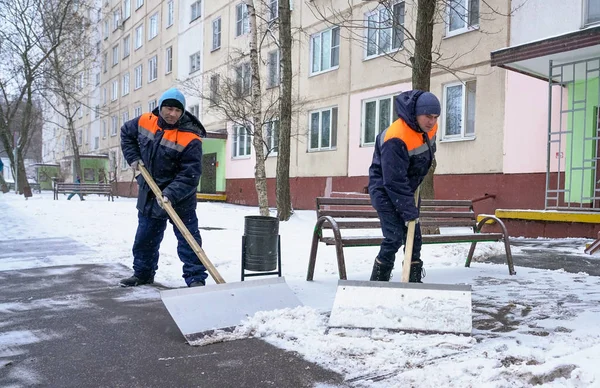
[415,92,441,116]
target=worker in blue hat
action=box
[120,88,208,288]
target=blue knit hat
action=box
[159,88,186,111]
[415,92,441,116]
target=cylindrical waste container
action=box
[243,215,279,272]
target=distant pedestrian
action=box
[67,176,85,201]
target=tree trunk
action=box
[67,116,83,181]
[276,0,293,221]
[247,1,270,216]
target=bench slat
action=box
[321,233,505,246]
[317,196,473,208]
[322,218,477,229]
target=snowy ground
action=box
[1,191,599,387]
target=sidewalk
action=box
[0,238,346,388]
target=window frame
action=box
[148,55,158,82]
[111,80,119,101]
[123,35,130,58]
[134,24,143,49]
[134,64,143,90]
[235,3,250,37]
[166,0,174,27]
[445,0,480,37]
[122,72,130,96]
[111,116,118,136]
[309,26,340,76]
[165,46,173,74]
[212,17,221,51]
[584,0,600,26]
[360,94,398,146]
[135,0,143,10]
[235,62,251,97]
[441,80,477,141]
[112,44,119,66]
[264,120,279,156]
[123,0,131,20]
[191,0,202,22]
[308,106,338,152]
[232,125,252,158]
[364,1,405,60]
[268,0,278,21]
[267,49,280,88]
[148,99,157,112]
[148,13,158,40]
[189,52,201,74]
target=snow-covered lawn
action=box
[1,191,599,387]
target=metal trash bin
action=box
[242,215,281,280]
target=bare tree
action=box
[0,0,77,195]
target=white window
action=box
[366,1,404,58]
[121,150,129,170]
[264,120,279,155]
[136,0,143,9]
[111,80,119,101]
[148,55,157,82]
[134,64,143,89]
[148,13,158,39]
[123,35,130,58]
[232,125,252,157]
[113,10,120,31]
[165,46,173,74]
[80,73,85,88]
[310,27,340,75]
[122,73,130,96]
[362,95,397,145]
[446,0,479,35]
[135,24,143,49]
[104,20,109,39]
[585,0,600,25]
[123,0,131,19]
[77,129,82,145]
[268,0,278,21]
[191,0,201,22]
[102,120,107,138]
[78,104,83,118]
[309,107,338,151]
[134,106,142,117]
[210,74,219,105]
[111,116,118,136]
[112,45,119,65]
[103,53,108,73]
[167,0,174,27]
[103,88,107,105]
[212,17,221,51]
[148,99,157,111]
[235,3,249,36]
[442,80,476,139]
[86,127,90,144]
[122,110,129,125]
[189,104,199,117]
[189,52,201,73]
[94,136,99,150]
[235,62,251,96]
[95,72,100,86]
[94,105,100,118]
[267,50,280,88]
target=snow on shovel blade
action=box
[160,277,303,342]
[328,280,472,335]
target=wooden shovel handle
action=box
[401,187,420,283]
[138,164,226,284]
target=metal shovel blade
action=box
[161,277,303,342]
[328,280,472,335]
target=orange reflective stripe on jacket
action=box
[137,113,202,153]
[381,118,437,156]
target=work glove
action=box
[405,218,419,227]
[157,196,170,209]
[131,159,144,171]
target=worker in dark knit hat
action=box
[368,90,441,283]
[120,87,210,288]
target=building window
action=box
[94,105,100,118]
[189,52,201,73]
[443,80,476,139]
[232,125,252,157]
[165,46,173,74]
[103,87,107,105]
[189,104,199,117]
[102,120,107,138]
[447,0,479,35]
[111,116,118,136]
[122,110,129,125]
[94,136,99,150]
[123,0,131,19]
[268,0,278,21]
[123,35,130,58]
[148,55,157,82]
[112,45,119,66]
[122,73,130,96]
[166,0,174,27]
[113,10,121,31]
[235,3,249,36]
[135,24,143,49]
[191,0,201,22]
[104,20,109,39]
[362,95,397,145]
[309,107,337,151]
[136,0,143,10]
[148,13,158,40]
[77,129,82,145]
[95,72,100,86]
[310,27,340,75]
[210,74,219,105]
[267,50,280,88]
[111,80,119,101]
[235,62,251,97]
[134,106,142,117]
[103,52,107,73]
[212,17,221,51]
[148,99,157,112]
[366,1,404,58]
[265,120,279,155]
[585,0,600,25]
[134,64,143,89]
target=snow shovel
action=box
[137,164,302,342]
[327,188,472,335]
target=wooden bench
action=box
[307,195,515,280]
[53,182,114,201]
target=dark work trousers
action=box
[132,210,208,285]
[376,210,422,267]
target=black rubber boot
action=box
[409,260,425,283]
[119,275,154,287]
[369,258,393,281]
